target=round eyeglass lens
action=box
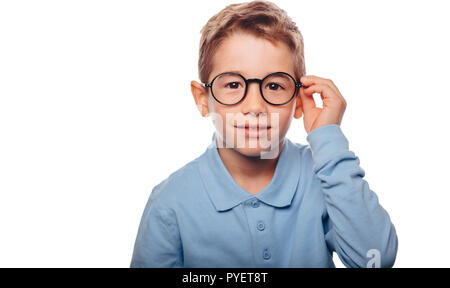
[262,73,296,105]
[211,73,246,105]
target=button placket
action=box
[244,197,272,264]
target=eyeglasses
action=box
[203,71,302,106]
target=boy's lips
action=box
[234,124,271,129]
[233,124,272,138]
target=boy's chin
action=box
[216,134,283,159]
[231,140,280,159]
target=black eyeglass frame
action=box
[203,71,303,106]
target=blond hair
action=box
[198,0,306,84]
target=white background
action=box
[0,0,449,268]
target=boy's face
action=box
[191,31,303,158]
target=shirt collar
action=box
[197,132,301,212]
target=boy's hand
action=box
[299,75,347,134]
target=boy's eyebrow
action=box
[227,70,245,75]
[226,70,275,77]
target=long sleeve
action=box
[306,124,398,268]
[130,185,183,268]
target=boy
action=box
[130,0,398,268]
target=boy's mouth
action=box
[234,124,271,129]
[233,124,271,138]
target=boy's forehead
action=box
[211,31,295,78]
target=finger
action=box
[301,75,333,87]
[301,75,341,99]
[299,87,317,112]
[302,84,341,106]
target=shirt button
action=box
[263,248,271,260]
[250,199,260,208]
[257,221,265,231]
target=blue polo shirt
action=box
[130,124,398,268]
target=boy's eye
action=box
[266,83,284,90]
[226,82,242,89]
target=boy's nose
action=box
[240,82,267,114]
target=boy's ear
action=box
[191,80,210,117]
[293,90,303,119]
